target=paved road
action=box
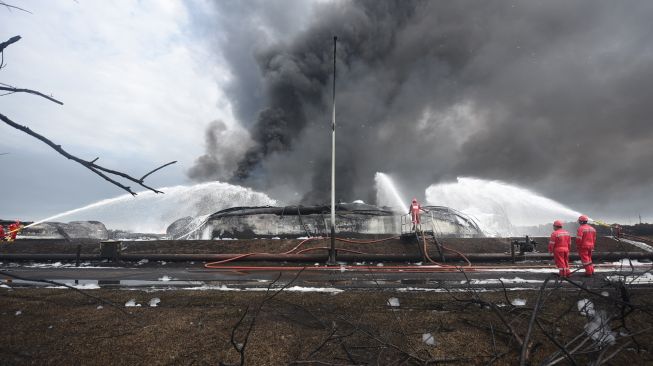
[1,260,651,291]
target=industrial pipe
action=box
[0,254,101,261]
[1,251,652,263]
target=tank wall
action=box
[193,213,480,239]
[205,214,400,239]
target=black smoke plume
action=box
[189,0,653,220]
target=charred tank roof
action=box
[208,203,394,219]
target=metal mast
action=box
[328,36,337,265]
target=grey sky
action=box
[1,0,652,225]
[1,0,240,220]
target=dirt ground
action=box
[1,283,652,365]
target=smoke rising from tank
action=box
[187,120,253,182]
[189,0,653,220]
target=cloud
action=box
[0,0,235,163]
[0,0,237,218]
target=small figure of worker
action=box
[408,198,426,231]
[548,220,571,277]
[7,220,21,242]
[611,224,622,239]
[576,215,596,277]
[0,225,5,242]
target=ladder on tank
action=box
[401,213,446,263]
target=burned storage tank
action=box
[424,206,485,238]
[16,221,109,240]
[167,203,484,240]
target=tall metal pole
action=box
[327,36,338,265]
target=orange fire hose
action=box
[205,234,473,270]
[203,233,649,272]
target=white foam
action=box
[396,287,535,293]
[422,333,437,346]
[172,214,212,240]
[577,299,596,317]
[22,262,121,269]
[284,286,343,293]
[375,172,408,212]
[617,238,653,253]
[461,277,543,285]
[425,177,581,236]
[585,310,616,346]
[180,285,343,293]
[511,298,527,306]
[125,299,141,307]
[606,272,653,284]
[65,283,100,290]
[35,181,277,233]
[611,259,652,266]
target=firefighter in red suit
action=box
[408,198,424,231]
[549,220,571,277]
[7,220,21,242]
[576,215,596,276]
[0,225,5,241]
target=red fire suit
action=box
[0,225,5,241]
[549,228,571,277]
[409,201,422,225]
[576,223,596,276]
[8,222,19,241]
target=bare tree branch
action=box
[519,275,554,365]
[0,35,175,194]
[535,318,578,366]
[0,85,64,105]
[0,35,21,53]
[0,36,20,70]
[139,160,176,181]
[0,2,32,14]
[0,112,176,195]
[224,269,306,366]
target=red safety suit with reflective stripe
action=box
[409,203,422,224]
[8,223,19,241]
[549,228,571,277]
[576,224,596,276]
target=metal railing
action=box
[401,213,421,234]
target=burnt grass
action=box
[1,284,652,365]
